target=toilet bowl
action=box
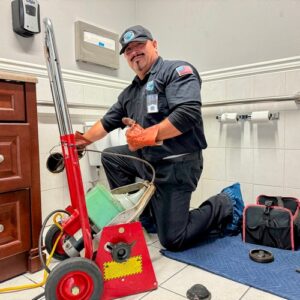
[83,122,126,167]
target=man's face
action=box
[124,40,158,79]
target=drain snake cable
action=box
[0,212,65,294]
[84,149,156,184]
[47,146,156,184]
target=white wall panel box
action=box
[75,21,119,69]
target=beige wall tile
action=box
[253,149,284,186]
[202,148,226,180]
[284,150,300,188]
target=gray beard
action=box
[136,61,144,71]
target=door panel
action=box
[0,124,31,193]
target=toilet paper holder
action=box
[250,111,280,121]
[215,113,249,122]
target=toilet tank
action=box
[83,122,127,167]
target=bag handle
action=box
[276,196,284,207]
[264,200,273,215]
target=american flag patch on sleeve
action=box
[176,65,193,76]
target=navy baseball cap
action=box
[119,25,153,55]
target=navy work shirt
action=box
[101,56,207,161]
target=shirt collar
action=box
[150,56,163,74]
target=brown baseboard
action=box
[28,248,46,273]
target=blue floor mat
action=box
[161,235,300,300]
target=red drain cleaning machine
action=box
[43,18,157,299]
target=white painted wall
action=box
[136,0,300,72]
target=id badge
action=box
[146,94,158,113]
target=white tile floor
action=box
[0,233,286,300]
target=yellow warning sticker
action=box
[103,255,142,280]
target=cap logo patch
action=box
[176,65,193,77]
[123,31,135,43]
[146,80,154,91]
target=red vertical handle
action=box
[61,134,93,259]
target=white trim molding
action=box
[1,56,300,86]
[0,58,129,89]
[202,56,300,81]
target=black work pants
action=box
[101,145,232,251]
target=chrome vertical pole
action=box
[43,18,73,136]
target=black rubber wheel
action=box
[45,257,103,300]
[45,224,69,261]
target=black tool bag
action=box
[243,195,300,250]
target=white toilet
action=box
[83,122,127,167]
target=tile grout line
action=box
[141,286,187,299]
[157,263,190,286]
[238,286,251,300]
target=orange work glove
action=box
[74,131,92,156]
[122,118,160,151]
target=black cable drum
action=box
[46,150,84,174]
[46,152,65,173]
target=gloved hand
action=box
[74,131,92,156]
[122,118,161,151]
